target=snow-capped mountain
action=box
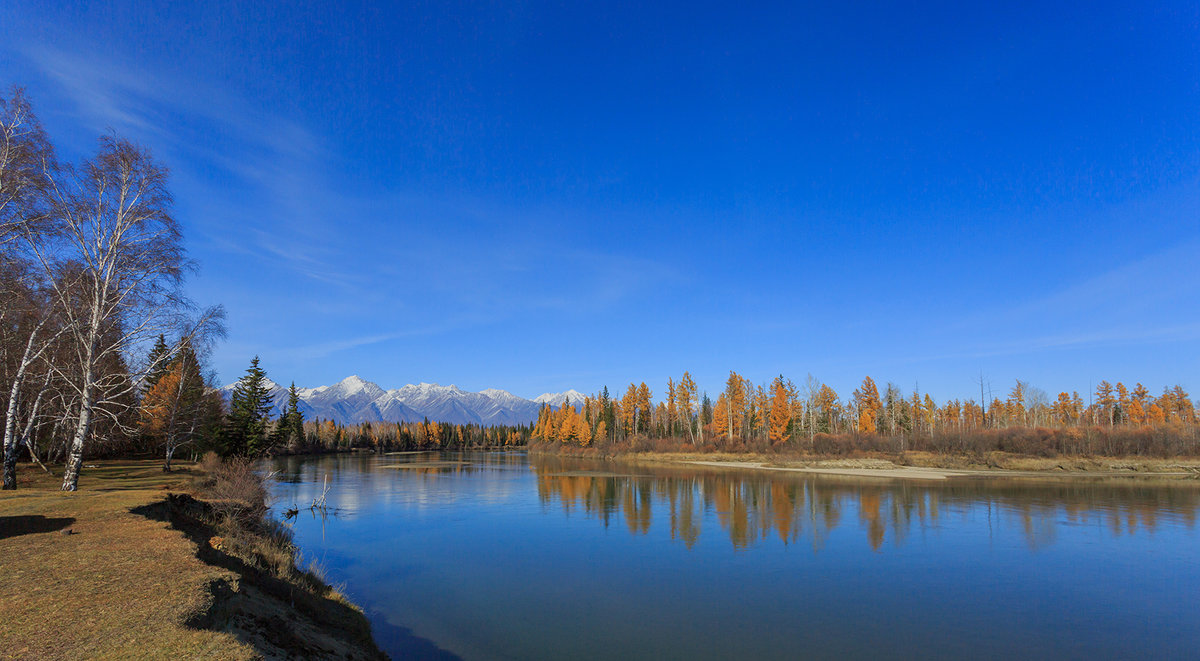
[533,390,588,407]
[220,376,576,426]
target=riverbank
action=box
[531,447,1200,481]
[0,460,387,660]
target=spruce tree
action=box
[267,414,289,450]
[142,334,172,398]
[286,382,305,450]
[225,356,274,456]
[601,385,615,440]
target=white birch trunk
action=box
[2,326,40,489]
[60,376,93,491]
[61,328,98,491]
[21,375,52,474]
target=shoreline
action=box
[530,448,1200,482]
[672,459,1200,481]
[0,460,387,661]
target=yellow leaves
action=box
[713,394,730,438]
[857,409,877,435]
[1127,399,1146,425]
[636,383,652,419]
[1148,403,1166,424]
[621,384,638,436]
[531,372,1198,448]
[678,372,697,410]
[592,420,606,446]
[139,367,182,439]
[768,375,791,445]
[852,376,881,434]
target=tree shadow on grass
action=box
[132,494,460,660]
[0,515,75,540]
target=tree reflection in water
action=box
[531,455,1200,551]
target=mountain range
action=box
[219,375,586,426]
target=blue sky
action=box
[2,1,1198,401]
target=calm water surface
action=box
[267,452,1200,660]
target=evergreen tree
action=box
[267,414,288,449]
[285,382,305,450]
[600,386,615,441]
[142,334,172,398]
[140,339,211,469]
[225,356,274,456]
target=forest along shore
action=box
[0,460,387,661]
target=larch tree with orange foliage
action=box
[852,376,881,435]
[768,375,791,445]
[712,393,730,439]
[138,343,217,471]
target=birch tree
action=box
[1,87,55,248]
[677,371,699,445]
[23,135,207,490]
[1,88,67,489]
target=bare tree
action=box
[0,88,67,489]
[19,135,207,490]
[0,86,55,248]
[1,292,71,488]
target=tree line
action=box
[300,419,527,452]
[530,371,1200,457]
[217,355,530,456]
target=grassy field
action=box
[0,461,385,661]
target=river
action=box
[267,451,1200,660]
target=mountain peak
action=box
[534,389,587,406]
[326,374,382,398]
[221,375,583,425]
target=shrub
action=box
[195,453,270,529]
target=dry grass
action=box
[0,459,386,661]
[0,462,255,660]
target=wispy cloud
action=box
[18,43,348,278]
[275,332,416,362]
[984,240,1200,324]
[902,239,1200,364]
[904,322,1200,364]
[22,44,322,162]
[13,39,695,387]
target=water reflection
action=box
[529,455,1200,551]
[271,451,530,513]
[266,452,1200,661]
